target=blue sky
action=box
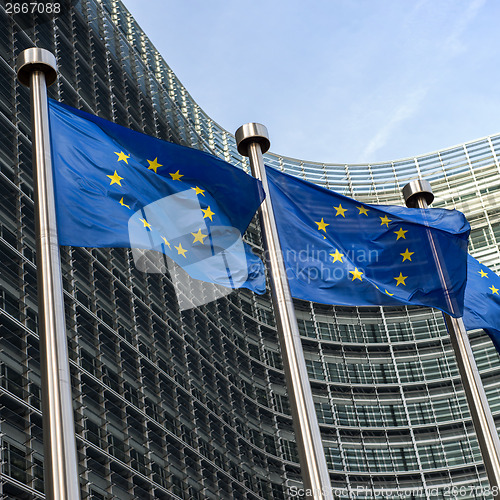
[123,0,499,164]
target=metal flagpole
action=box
[403,179,500,491]
[17,48,81,500]
[236,124,333,500]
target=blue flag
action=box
[266,166,470,317]
[463,255,500,352]
[48,99,265,295]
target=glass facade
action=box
[0,1,499,498]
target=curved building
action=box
[0,1,499,499]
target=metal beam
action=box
[17,48,81,500]
[403,178,500,490]
[236,123,333,500]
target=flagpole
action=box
[17,49,81,500]
[236,124,333,500]
[403,179,500,492]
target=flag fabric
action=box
[266,166,470,317]
[463,255,500,352]
[48,99,265,294]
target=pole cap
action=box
[402,179,434,208]
[235,123,270,157]
[17,48,58,87]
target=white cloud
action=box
[358,0,486,162]
[357,85,430,163]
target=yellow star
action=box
[175,243,187,257]
[490,285,499,295]
[170,170,184,181]
[380,215,392,227]
[107,170,124,186]
[191,186,205,196]
[357,206,369,216]
[394,272,407,286]
[400,249,414,262]
[384,289,394,296]
[315,218,329,232]
[147,157,162,173]
[115,151,130,163]
[394,228,408,240]
[334,204,347,217]
[161,236,171,249]
[330,249,344,263]
[202,206,215,221]
[139,218,152,230]
[191,229,208,244]
[479,269,488,278]
[119,197,130,209]
[350,268,363,281]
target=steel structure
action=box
[0,1,499,498]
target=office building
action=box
[0,1,499,498]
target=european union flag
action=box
[48,99,265,295]
[464,255,500,352]
[266,167,470,317]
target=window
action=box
[2,442,27,483]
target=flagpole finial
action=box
[402,179,434,208]
[17,48,57,87]
[235,123,270,157]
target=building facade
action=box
[0,1,499,498]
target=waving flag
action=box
[48,99,265,295]
[266,166,470,317]
[464,255,500,352]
